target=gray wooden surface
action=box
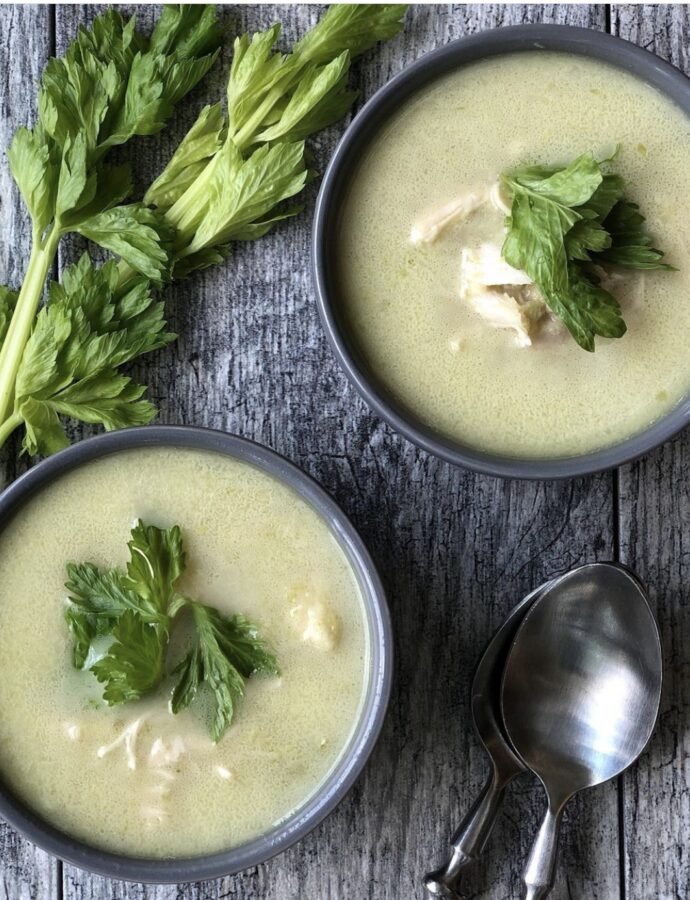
[0,4,687,899]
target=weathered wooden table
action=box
[0,4,688,898]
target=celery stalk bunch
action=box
[0,4,406,457]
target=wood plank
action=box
[0,5,61,900]
[612,7,690,900]
[6,5,617,900]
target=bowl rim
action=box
[312,23,690,480]
[0,425,393,883]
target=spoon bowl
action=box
[501,563,662,899]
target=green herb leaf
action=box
[596,200,675,270]
[173,141,308,268]
[91,610,167,705]
[8,124,59,235]
[504,152,602,207]
[546,266,626,353]
[225,24,289,143]
[293,4,407,63]
[75,204,173,282]
[582,173,625,220]
[13,255,174,456]
[0,5,222,455]
[19,5,222,236]
[65,520,278,737]
[66,561,150,622]
[255,52,356,145]
[123,520,185,617]
[502,189,580,296]
[58,164,134,229]
[20,397,71,457]
[172,603,279,741]
[0,4,407,460]
[65,605,98,670]
[63,521,182,676]
[501,152,673,350]
[565,215,612,262]
[65,560,161,668]
[149,5,224,61]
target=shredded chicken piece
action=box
[412,182,593,348]
[409,188,488,245]
[289,587,341,650]
[409,181,513,246]
[469,290,545,348]
[144,735,193,826]
[290,597,341,650]
[458,243,549,347]
[489,181,512,215]
[94,719,218,828]
[150,735,187,766]
[97,716,147,771]
[303,602,340,650]
[460,245,532,299]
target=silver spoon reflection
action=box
[501,563,662,900]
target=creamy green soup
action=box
[0,448,368,858]
[337,52,690,458]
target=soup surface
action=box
[0,448,368,858]
[338,52,690,458]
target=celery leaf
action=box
[13,255,174,456]
[501,152,672,350]
[64,520,278,736]
[172,604,279,741]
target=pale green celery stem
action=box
[164,64,307,240]
[231,65,306,152]
[232,81,295,150]
[116,66,308,285]
[115,161,217,289]
[116,259,137,292]
[0,229,61,425]
[116,158,218,287]
[165,151,223,240]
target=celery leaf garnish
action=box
[65,520,278,740]
[172,605,279,742]
[501,152,673,351]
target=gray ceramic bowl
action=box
[0,426,392,882]
[313,24,690,479]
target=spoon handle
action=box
[522,805,564,900]
[423,768,509,897]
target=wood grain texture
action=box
[610,9,690,900]
[2,4,682,900]
[0,5,61,899]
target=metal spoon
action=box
[424,580,557,898]
[501,563,662,900]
